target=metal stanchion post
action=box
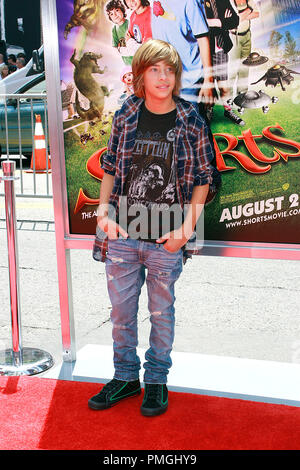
[0,160,54,375]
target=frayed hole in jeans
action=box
[111,256,124,263]
[151,311,162,316]
[114,324,127,330]
[158,280,169,290]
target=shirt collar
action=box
[121,94,191,126]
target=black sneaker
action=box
[141,383,168,417]
[88,378,141,410]
[224,109,245,126]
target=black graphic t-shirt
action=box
[119,103,183,241]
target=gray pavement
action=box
[1,171,300,374]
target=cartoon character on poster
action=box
[118,65,134,105]
[61,0,152,121]
[63,0,108,39]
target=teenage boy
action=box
[89,39,217,417]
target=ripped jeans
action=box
[105,237,183,384]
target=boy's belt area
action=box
[231,28,250,36]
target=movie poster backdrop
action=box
[56,0,300,246]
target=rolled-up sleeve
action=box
[101,112,120,176]
[192,118,214,186]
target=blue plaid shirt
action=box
[93,94,220,263]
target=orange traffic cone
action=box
[27,114,51,173]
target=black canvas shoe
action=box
[88,378,141,410]
[141,383,168,417]
[224,109,245,126]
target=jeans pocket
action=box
[161,243,181,255]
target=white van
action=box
[0,45,44,96]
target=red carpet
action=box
[1,375,300,450]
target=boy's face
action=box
[126,0,142,11]
[108,8,125,25]
[143,61,176,102]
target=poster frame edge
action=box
[41,0,76,362]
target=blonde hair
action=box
[131,39,182,99]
